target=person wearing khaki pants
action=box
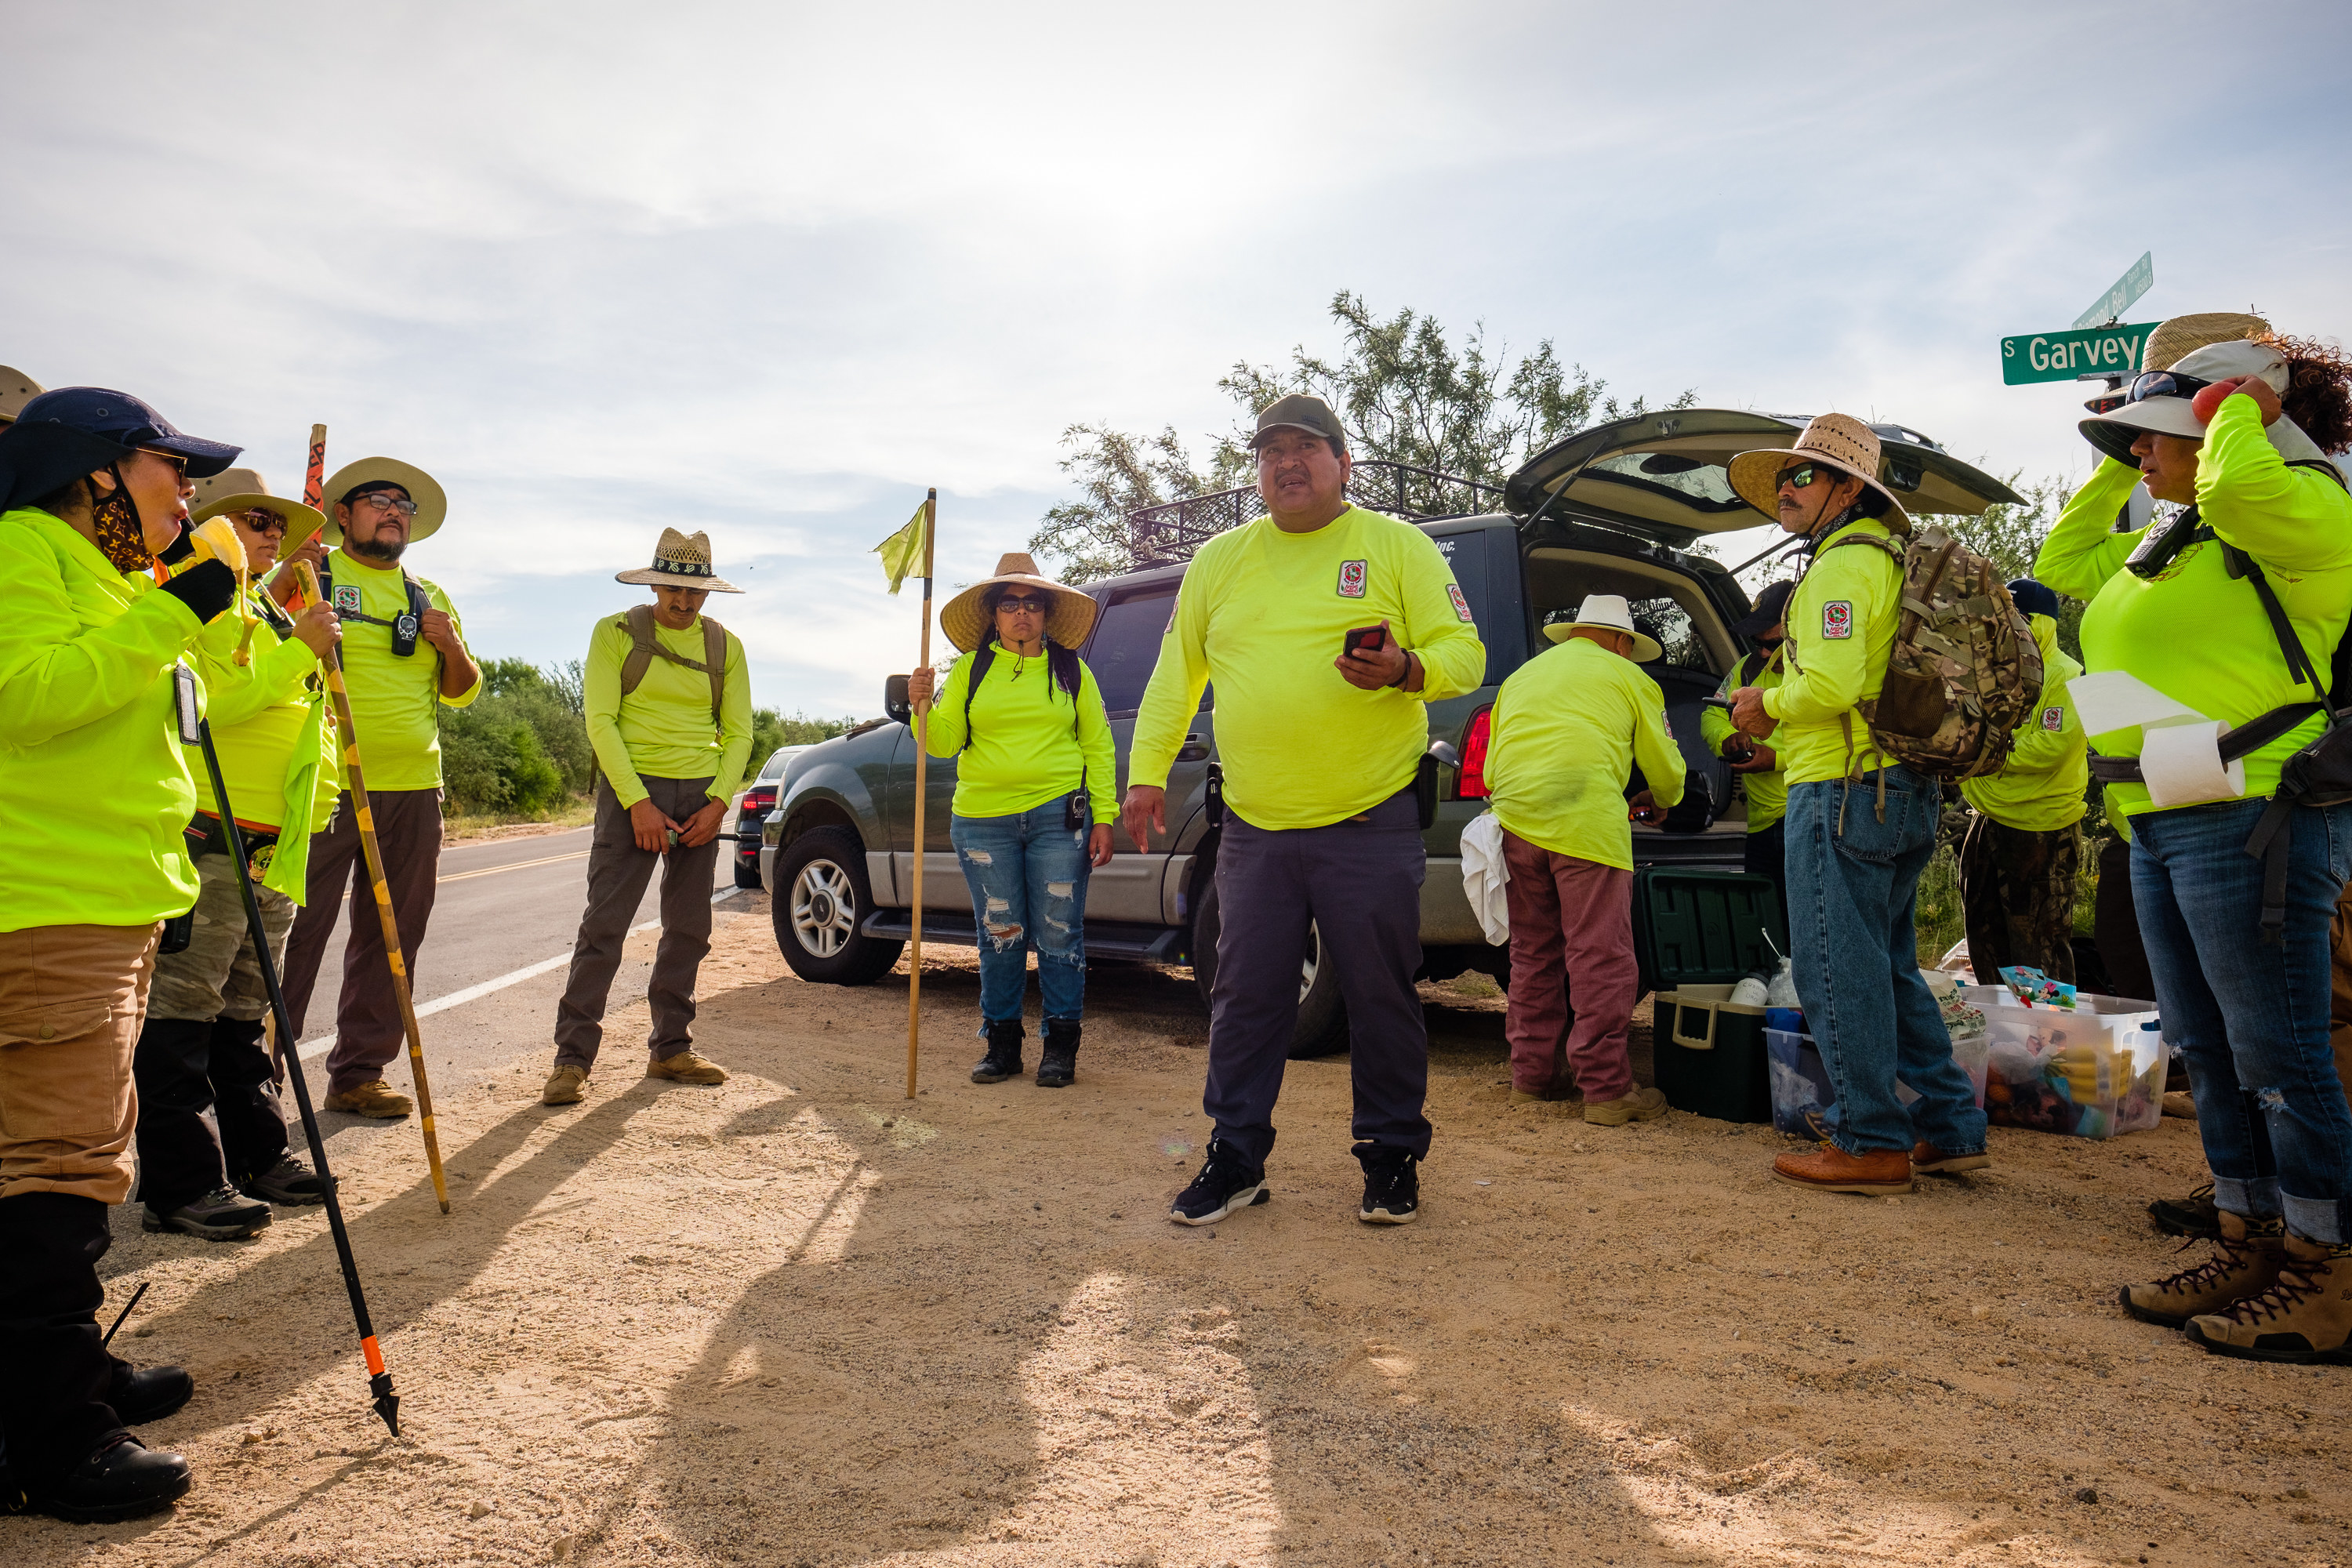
[0,386,250,1522]
[544,530,753,1105]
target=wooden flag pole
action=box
[906,488,937,1101]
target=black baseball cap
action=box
[2007,578,2059,622]
[1732,579,1795,639]
[9,387,241,477]
[1249,393,1348,452]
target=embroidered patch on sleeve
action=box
[2042,705,2064,731]
[1661,709,1675,740]
[1165,595,1179,635]
[1337,560,1367,598]
[1821,601,1853,640]
[1446,583,1473,622]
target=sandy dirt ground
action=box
[9,894,2350,1568]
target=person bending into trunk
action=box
[1483,595,1682,1124]
[544,529,753,1105]
[132,482,342,1240]
[909,554,1116,1088]
[1726,414,1990,1198]
[1955,577,2087,987]
[2037,321,2352,1363]
[1125,393,1486,1229]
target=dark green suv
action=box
[762,408,2016,1053]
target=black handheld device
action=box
[1342,625,1387,658]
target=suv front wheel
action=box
[1190,872,1348,1058]
[772,826,905,985]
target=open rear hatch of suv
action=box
[1504,408,2023,547]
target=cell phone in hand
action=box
[1343,625,1388,658]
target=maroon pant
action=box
[1501,830,1637,1102]
[279,788,443,1096]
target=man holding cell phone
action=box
[1124,393,1486,1229]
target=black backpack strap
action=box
[959,644,996,751]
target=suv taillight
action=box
[740,787,777,815]
[1457,706,1492,799]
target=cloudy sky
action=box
[6,2,2347,717]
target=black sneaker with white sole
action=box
[1356,1143,1420,1225]
[1171,1138,1269,1226]
[143,1185,272,1241]
[241,1154,328,1207]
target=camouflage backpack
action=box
[1806,524,2042,781]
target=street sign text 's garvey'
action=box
[2001,322,2158,386]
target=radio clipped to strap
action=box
[320,565,433,659]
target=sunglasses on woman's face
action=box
[239,509,288,537]
[996,596,1049,615]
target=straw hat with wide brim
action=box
[1726,412,1911,533]
[1541,593,1664,663]
[321,456,446,544]
[940,552,1100,654]
[2143,312,2270,375]
[0,366,44,423]
[191,489,331,559]
[2078,338,2296,466]
[616,527,743,592]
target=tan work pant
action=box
[0,924,161,1205]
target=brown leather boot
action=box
[2119,1210,2285,1329]
[2187,1232,2352,1363]
[1772,1141,1912,1196]
[1911,1142,1991,1175]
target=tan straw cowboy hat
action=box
[1726,412,1910,532]
[189,469,330,557]
[940,552,1100,654]
[2143,312,2270,375]
[0,366,44,424]
[1541,593,1664,662]
[616,527,743,592]
[321,456,447,544]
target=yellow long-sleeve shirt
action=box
[583,609,754,810]
[1485,637,1685,869]
[1762,517,1903,786]
[2034,396,2352,818]
[1702,647,1788,832]
[190,590,338,899]
[924,644,1117,823]
[1130,506,1486,831]
[1959,614,2087,832]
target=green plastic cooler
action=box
[1638,868,1787,1124]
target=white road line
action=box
[294,886,744,1063]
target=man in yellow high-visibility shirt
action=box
[1726,415,1988,1199]
[1124,394,1486,1229]
[1956,578,2087,987]
[1702,579,1794,936]
[276,458,481,1119]
[1483,597,1682,1124]
[543,530,753,1106]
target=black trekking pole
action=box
[184,706,401,1437]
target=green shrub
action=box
[440,659,596,816]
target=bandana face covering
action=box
[89,467,154,573]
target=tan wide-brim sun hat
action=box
[0,366,44,424]
[1726,412,1911,532]
[940,552,1100,654]
[321,456,447,544]
[2143,312,2270,375]
[191,488,331,558]
[1541,593,1664,663]
[615,527,743,592]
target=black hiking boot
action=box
[108,1360,194,1427]
[21,1436,191,1524]
[1037,1018,1079,1089]
[1171,1138,1269,1226]
[1356,1142,1421,1225]
[2150,1181,2222,1240]
[241,1154,327,1207]
[142,1185,271,1242]
[971,1018,1025,1084]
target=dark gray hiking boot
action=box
[241,1154,327,1207]
[1037,1018,1079,1088]
[971,1018,1024,1084]
[143,1185,272,1241]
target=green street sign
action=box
[2074,251,2154,328]
[2000,321,2158,386]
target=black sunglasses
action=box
[995,595,1050,614]
[2083,369,2216,416]
[1774,463,1834,491]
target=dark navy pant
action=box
[1203,788,1430,1166]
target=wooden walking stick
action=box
[187,710,402,1435]
[906,488,937,1101]
[290,428,451,1214]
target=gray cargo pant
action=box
[554,775,722,1068]
[1203,787,1431,1166]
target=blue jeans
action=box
[1784,767,1987,1156]
[950,800,1092,1026]
[2131,797,2352,1241]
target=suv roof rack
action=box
[1126,460,1506,567]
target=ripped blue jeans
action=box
[949,799,1091,1025]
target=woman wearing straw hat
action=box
[133,481,342,1242]
[2038,318,2352,1362]
[906,553,1116,1087]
